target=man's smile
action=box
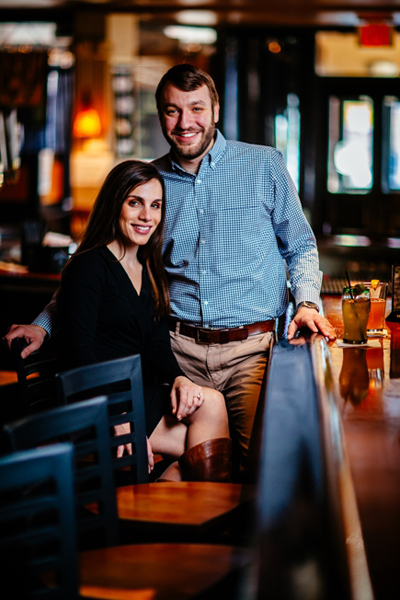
[173,130,201,141]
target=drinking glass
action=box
[364,281,388,335]
[342,284,371,344]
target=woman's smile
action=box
[132,224,152,233]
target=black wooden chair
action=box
[0,440,249,600]
[2,401,251,599]
[0,443,79,599]
[10,336,61,416]
[3,396,120,550]
[55,354,149,486]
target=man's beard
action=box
[164,121,216,161]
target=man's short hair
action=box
[155,64,219,114]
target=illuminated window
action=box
[275,94,300,191]
[327,96,373,193]
[383,96,400,191]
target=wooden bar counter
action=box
[322,295,400,600]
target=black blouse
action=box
[57,246,185,385]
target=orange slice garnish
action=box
[371,279,379,290]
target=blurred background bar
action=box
[0,0,399,363]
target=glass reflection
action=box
[366,346,384,390]
[339,348,369,405]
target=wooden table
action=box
[322,295,400,600]
[79,543,250,600]
[116,481,255,540]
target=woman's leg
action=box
[149,387,228,455]
[179,388,232,482]
[149,387,229,481]
[149,414,186,457]
[149,416,187,481]
[182,387,229,448]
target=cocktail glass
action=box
[364,281,388,335]
[342,284,371,344]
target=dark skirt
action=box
[143,383,171,437]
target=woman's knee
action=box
[201,388,228,420]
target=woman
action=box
[57,160,231,482]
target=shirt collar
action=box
[169,129,226,174]
[208,129,226,167]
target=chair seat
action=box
[79,543,251,600]
[116,482,255,534]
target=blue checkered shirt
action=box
[153,130,322,328]
[34,130,322,334]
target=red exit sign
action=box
[359,23,392,46]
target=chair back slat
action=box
[55,354,149,485]
[0,443,78,599]
[11,337,62,416]
[3,396,120,549]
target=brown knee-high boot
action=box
[178,438,232,483]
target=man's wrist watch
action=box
[296,301,320,313]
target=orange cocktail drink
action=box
[368,299,386,330]
[364,281,388,334]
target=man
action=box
[6,64,335,478]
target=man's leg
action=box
[170,330,274,480]
[170,331,215,389]
[207,332,273,480]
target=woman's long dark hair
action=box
[70,160,170,318]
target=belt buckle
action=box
[195,328,213,344]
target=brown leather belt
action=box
[169,319,275,344]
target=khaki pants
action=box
[170,328,274,478]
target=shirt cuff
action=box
[293,286,322,309]
[32,307,57,338]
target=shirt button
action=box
[201,240,206,244]
[199,209,204,214]
[202,270,207,274]
[197,179,202,184]
[204,300,209,306]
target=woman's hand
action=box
[146,437,154,474]
[114,425,154,474]
[170,376,204,421]
[114,422,132,458]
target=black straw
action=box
[346,270,354,300]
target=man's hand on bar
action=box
[287,307,336,341]
[4,324,48,358]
